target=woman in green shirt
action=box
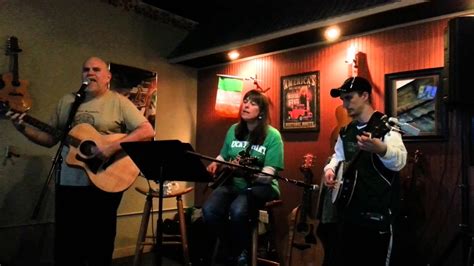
[203,89,284,265]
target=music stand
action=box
[121,140,213,266]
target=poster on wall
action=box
[385,67,445,141]
[109,63,157,130]
[280,71,320,132]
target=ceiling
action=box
[142,0,474,68]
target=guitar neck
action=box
[21,114,64,140]
[300,188,311,220]
[299,170,314,221]
[11,54,20,84]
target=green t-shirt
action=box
[51,90,148,186]
[219,124,284,196]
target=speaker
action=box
[445,17,474,106]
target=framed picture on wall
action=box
[385,67,446,141]
[109,63,158,131]
[280,71,320,132]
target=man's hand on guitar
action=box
[2,107,57,147]
[94,143,118,161]
[324,169,337,188]
[5,110,27,133]
[356,131,387,156]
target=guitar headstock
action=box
[6,36,22,55]
[300,153,315,184]
[370,115,391,139]
[301,153,315,170]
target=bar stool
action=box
[211,199,283,266]
[251,199,283,266]
[133,186,194,266]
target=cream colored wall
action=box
[0,0,197,263]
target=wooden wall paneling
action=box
[195,18,466,264]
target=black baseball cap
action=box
[330,76,372,98]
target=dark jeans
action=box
[340,221,392,265]
[55,185,123,266]
[202,184,277,258]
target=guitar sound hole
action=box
[79,140,97,159]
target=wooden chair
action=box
[133,186,194,266]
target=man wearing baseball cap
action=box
[329,76,372,98]
[323,76,407,265]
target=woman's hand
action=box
[207,161,219,175]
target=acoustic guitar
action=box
[0,36,32,113]
[1,102,139,192]
[286,153,324,266]
[331,112,392,209]
[207,153,259,189]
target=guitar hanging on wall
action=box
[0,36,32,113]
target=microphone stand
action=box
[187,151,319,191]
[31,82,88,220]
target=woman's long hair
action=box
[235,89,270,145]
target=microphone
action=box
[76,79,90,98]
[80,79,89,91]
[388,117,421,136]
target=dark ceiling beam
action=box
[169,0,474,68]
[102,0,198,30]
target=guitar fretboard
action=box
[20,113,80,148]
[22,114,63,139]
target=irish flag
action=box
[215,76,243,118]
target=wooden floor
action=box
[112,252,182,266]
